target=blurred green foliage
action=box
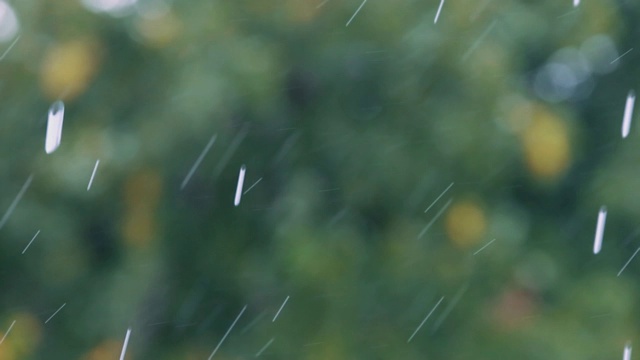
[0,0,639,358]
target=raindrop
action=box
[45,101,64,154]
[622,90,635,139]
[434,0,445,24]
[81,0,137,17]
[624,342,632,360]
[0,1,19,43]
[234,165,246,207]
[119,328,132,360]
[593,206,607,254]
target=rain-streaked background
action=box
[0,0,639,358]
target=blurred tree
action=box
[0,0,638,359]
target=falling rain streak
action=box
[45,101,65,154]
[345,0,367,27]
[87,160,100,191]
[234,165,246,206]
[624,342,632,360]
[214,125,248,177]
[424,182,454,213]
[473,238,497,256]
[611,48,633,64]
[0,175,33,231]
[181,134,217,190]
[573,0,580,6]
[461,21,496,61]
[316,0,329,9]
[432,284,469,333]
[434,0,445,23]
[593,206,607,254]
[243,177,262,195]
[0,35,20,61]
[0,320,15,345]
[119,328,131,360]
[272,296,290,322]
[622,90,635,138]
[407,296,445,343]
[618,247,640,277]
[45,303,66,324]
[418,198,453,239]
[255,338,275,357]
[22,230,41,254]
[208,305,247,359]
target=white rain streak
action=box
[234,165,246,206]
[434,0,445,23]
[240,310,267,335]
[243,177,262,195]
[255,338,275,357]
[0,320,15,345]
[214,125,248,177]
[622,90,636,138]
[593,206,607,254]
[45,101,65,154]
[208,305,247,360]
[45,303,66,324]
[624,342,632,360]
[424,182,454,213]
[0,175,33,231]
[87,160,100,191]
[418,198,453,239]
[180,134,217,190]
[573,0,580,7]
[461,20,496,61]
[273,132,300,164]
[316,0,330,9]
[407,296,445,343]
[431,283,469,333]
[611,48,633,64]
[618,247,640,277]
[22,230,41,254]
[469,0,491,21]
[0,35,20,61]
[119,328,131,360]
[345,0,367,27]
[272,296,290,322]
[473,238,497,256]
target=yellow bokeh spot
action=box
[0,343,16,360]
[521,105,571,180]
[499,95,533,135]
[446,200,487,249]
[136,11,183,48]
[40,39,101,101]
[122,169,163,248]
[0,312,43,360]
[82,340,122,360]
[285,0,320,23]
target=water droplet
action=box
[45,100,65,154]
[593,206,607,254]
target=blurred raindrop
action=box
[534,63,577,102]
[534,47,595,102]
[45,101,65,154]
[580,34,618,74]
[0,1,19,43]
[81,0,138,17]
